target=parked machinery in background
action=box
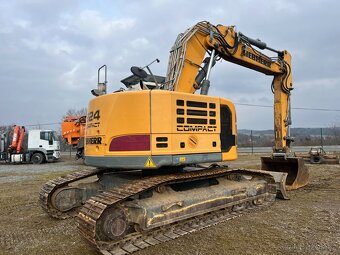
[61,115,86,159]
[299,146,339,164]
[0,125,60,164]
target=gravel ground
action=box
[0,155,339,255]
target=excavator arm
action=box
[166,21,308,189]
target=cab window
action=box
[40,132,49,140]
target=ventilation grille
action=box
[176,100,217,132]
[156,137,168,148]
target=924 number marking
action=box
[86,137,102,144]
[87,110,100,122]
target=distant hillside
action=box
[238,127,340,147]
[238,127,340,136]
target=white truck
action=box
[0,125,60,164]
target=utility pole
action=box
[250,130,254,154]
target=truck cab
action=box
[0,127,60,164]
[28,130,61,163]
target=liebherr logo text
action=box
[243,48,272,68]
[177,125,217,132]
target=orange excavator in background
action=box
[61,115,86,159]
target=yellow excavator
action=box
[40,21,309,254]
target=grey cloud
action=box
[0,0,339,130]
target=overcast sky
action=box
[1,0,339,131]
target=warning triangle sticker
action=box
[144,156,156,168]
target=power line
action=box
[1,122,62,128]
[25,122,61,127]
[235,103,271,108]
[235,103,340,112]
[24,122,61,127]
[293,107,340,112]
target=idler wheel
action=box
[97,207,130,241]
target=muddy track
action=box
[76,168,277,254]
[39,168,103,219]
[96,199,273,255]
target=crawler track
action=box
[39,168,103,219]
[76,168,277,255]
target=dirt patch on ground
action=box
[0,155,339,255]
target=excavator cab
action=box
[261,156,309,190]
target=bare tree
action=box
[329,124,340,144]
[0,125,13,134]
[63,107,87,119]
